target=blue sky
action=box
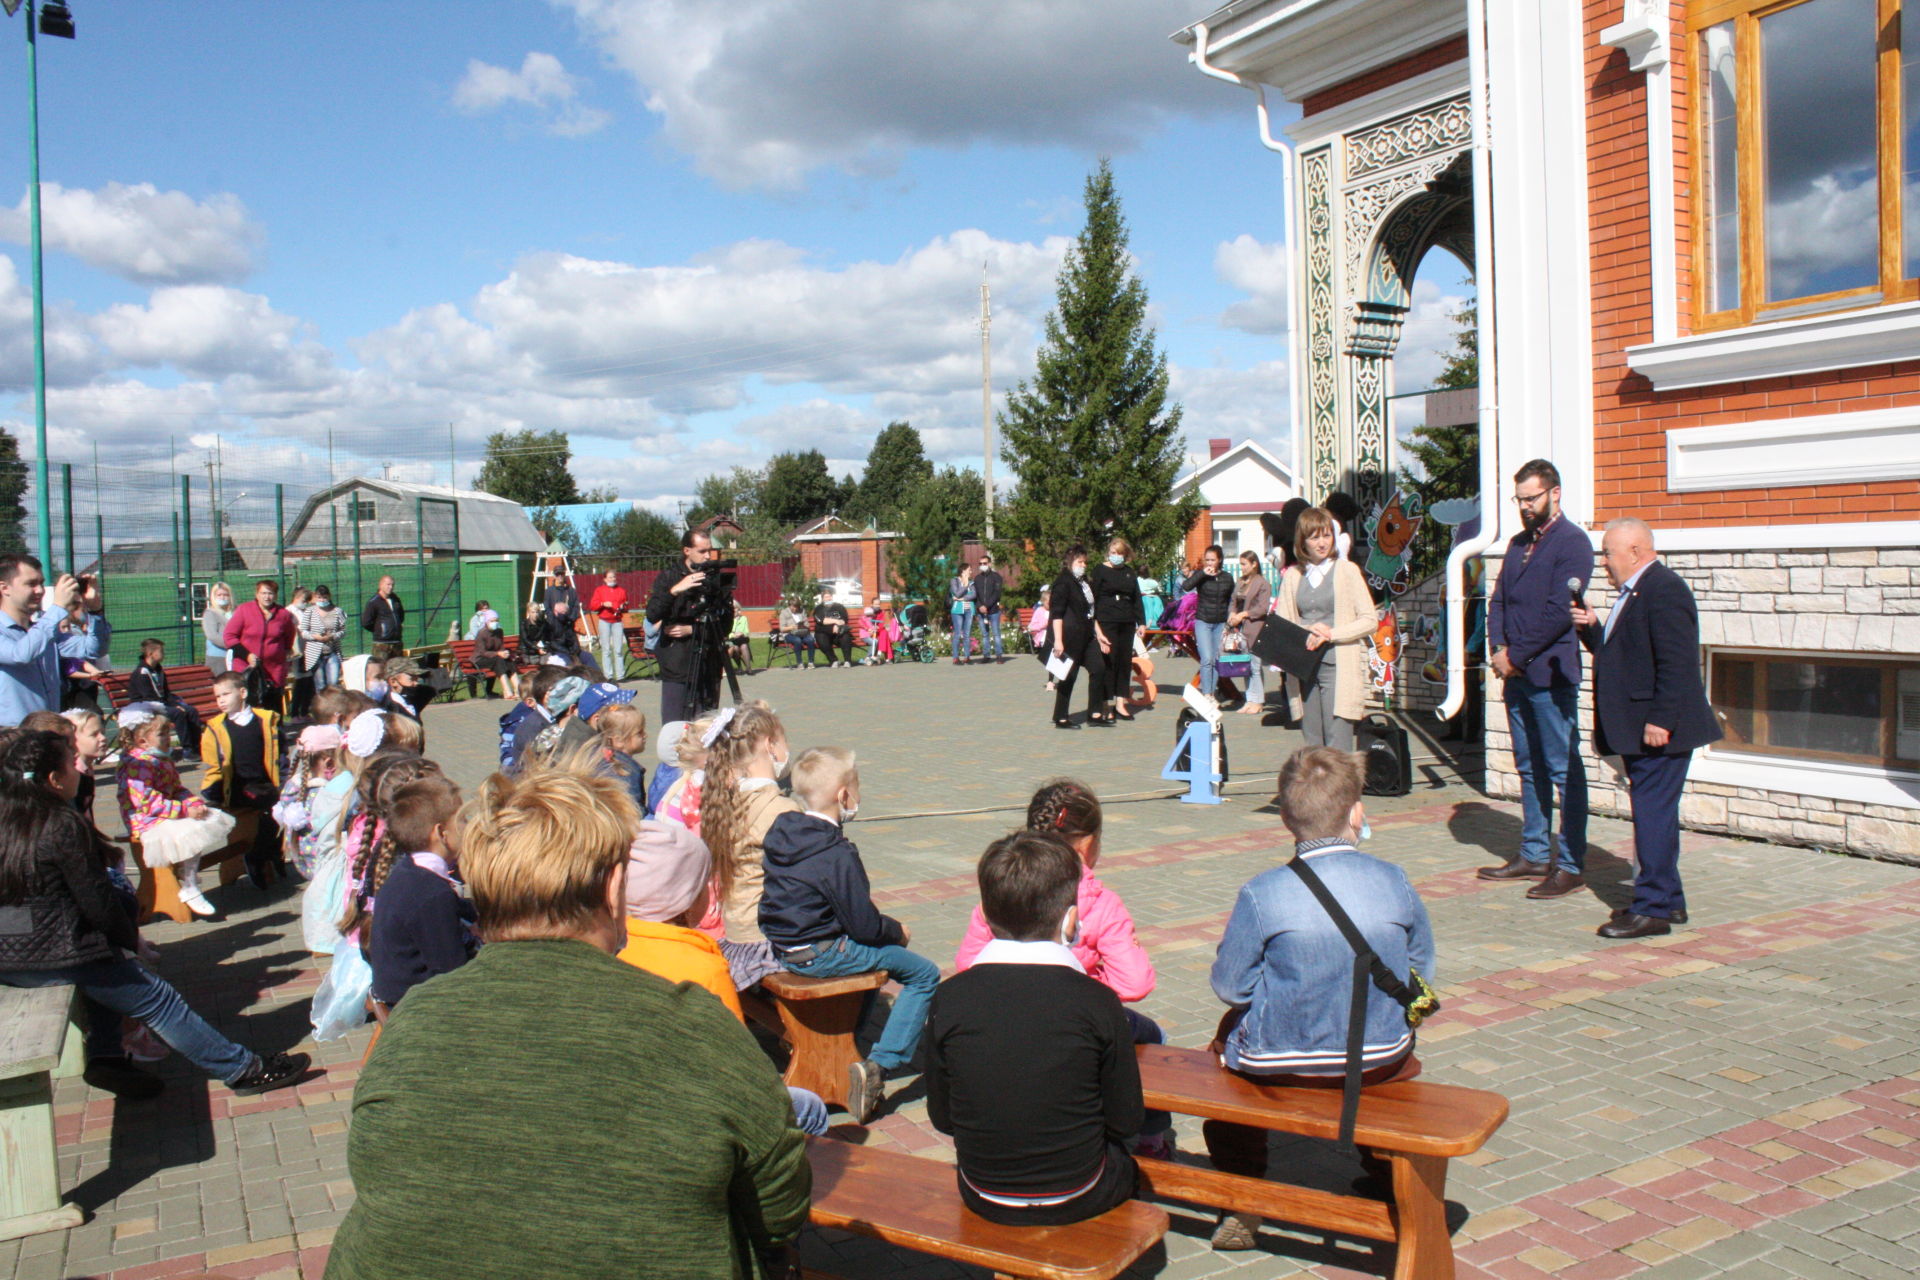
[0,0,1468,516]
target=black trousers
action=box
[1052,635,1107,722]
[958,1140,1138,1227]
[818,626,854,662]
[1101,623,1136,702]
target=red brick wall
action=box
[1584,1,1920,527]
[1301,35,1468,117]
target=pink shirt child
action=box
[954,864,1156,1003]
[118,746,195,837]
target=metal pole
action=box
[351,496,362,656]
[209,457,223,582]
[25,0,51,570]
[60,461,72,574]
[980,275,995,541]
[180,474,193,603]
[172,508,185,658]
[415,497,426,647]
[275,484,285,589]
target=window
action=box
[1709,651,1920,768]
[1219,527,1241,558]
[190,582,209,619]
[1690,0,1919,328]
[348,497,376,523]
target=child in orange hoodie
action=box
[615,819,829,1135]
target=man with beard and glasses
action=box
[1481,459,1592,900]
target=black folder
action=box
[1249,615,1327,685]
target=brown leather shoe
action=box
[1476,858,1549,881]
[1526,868,1586,899]
[1597,912,1671,939]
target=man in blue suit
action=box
[1572,519,1721,938]
[1482,459,1591,899]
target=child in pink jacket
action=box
[954,777,1173,1155]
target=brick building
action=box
[1177,0,1920,860]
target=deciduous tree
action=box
[474,429,584,507]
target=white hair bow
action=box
[700,707,738,749]
[345,709,388,758]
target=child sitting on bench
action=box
[616,818,829,1136]
[117,703,236,918]
[201,671,284,888]
[761,747,939,1124]
[701,703,800,991]
[954,777,1174,1157]
[368,774,476,1009]
[926,829,1144,1226]
[1204,745,1436,1249]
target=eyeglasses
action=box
[1512,490,1551,506]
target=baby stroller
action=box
[898,603,937,663]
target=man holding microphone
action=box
[1481,459,1592,900]
[645,529,723,723]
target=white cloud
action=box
[1169,359,1293,473]
[556,0,1231,189]
[452,52,611,137]
[93,286,334,386]
[1215,234,1292,335]
[0,182,262,285]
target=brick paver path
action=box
[10,658,1919,1278]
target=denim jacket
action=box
[1210,843,1435,1075]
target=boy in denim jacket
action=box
[1205,746,1434,1249]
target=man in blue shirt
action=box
[1483,459,1592,899]
[0,555,108,726]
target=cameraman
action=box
[646,528,730,721]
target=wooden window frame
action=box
[1686,0,1917,331]
[1709,649,1920,769]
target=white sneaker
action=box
[177,881,217,917]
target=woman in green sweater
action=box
[327,766,810,1280]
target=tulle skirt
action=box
[137,812,237,868]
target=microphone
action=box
[1568,577,1587,610]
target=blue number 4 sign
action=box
[1163,719,1223,805]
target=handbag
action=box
[1287,853,1440,1148]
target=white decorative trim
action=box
[1489,521,1920,554]
[1598,3,1668,73]
[1692,749,1920,812]
[1666,406,1920,493]
[1286,64,1470,149]
[1626,300,1920,390]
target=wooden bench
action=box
[750,970,889,1113]
[440,638,538,700]
[130,812,263,924]
[621,625,659,681]
[805,1136,1167,1280]
[0,984,86,1242]
[99,664,223,724]
[1134,1044,1507,1280]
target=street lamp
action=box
[3,0,75,571]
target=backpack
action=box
[498,702,535,770]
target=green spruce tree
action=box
[999,160,1199,589]
[846,421,933,527]
[1398,297,1480,582]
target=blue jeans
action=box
[950,606,975,657]
[1194,621,1226,695]
[596,619,626,678]
[784,939,940,1072]
[977,610,1003,660]
[312,649,342,691]
[788,1087,830,1135]
[1,956,255,1083]
[1505,679,1588,870]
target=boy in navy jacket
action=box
[368,775,476,1009]
[760,747,939,1123]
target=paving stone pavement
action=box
[10,656,1919,1279]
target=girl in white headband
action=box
[116,703,237,917]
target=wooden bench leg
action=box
[1387,1152,1452,1280]
[136,862,192,925]
[773,992,869,1111]
[0,1072,86,1241]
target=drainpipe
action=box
[1190,23,1304,492]
[1438,0,1501,722]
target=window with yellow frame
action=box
[1689,0,1919,329]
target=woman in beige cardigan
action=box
[1274,507,1378,749]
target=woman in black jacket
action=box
[1048,545,1109,728]
[1088,537,1144,722]
[1181,544,1235,700]
[0,731,308,1099]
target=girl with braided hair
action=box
[954,777,1174,1155]
[697,701,800,990]
[336,752,446,944]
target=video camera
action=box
[685,556,739,618]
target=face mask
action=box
[771,748,790,774]
[1071,565,1086,579]
[1059,912,1080,949]
[1359,819,1372,842]
[366,680,388,701]
[839,803,859,823]
[1108,553,1123,565]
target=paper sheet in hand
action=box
[1250,615,1327,684]
[1044,653,1076,681]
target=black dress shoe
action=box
[1477,858,1549,881]
[1597,912,1672,939]
[1054,719,1080,730]
[1526,868,1586,899]
[1612,907,1688,924]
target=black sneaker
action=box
[229,1051,313,1096]
[846,1058,883,1124]
[84,1056,164,1099]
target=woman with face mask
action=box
[202,582,235,684]
[1048,545,1108,729]
[1088,537,1144,722]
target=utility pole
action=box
[980,269,994,540]
[448,423,457,492]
